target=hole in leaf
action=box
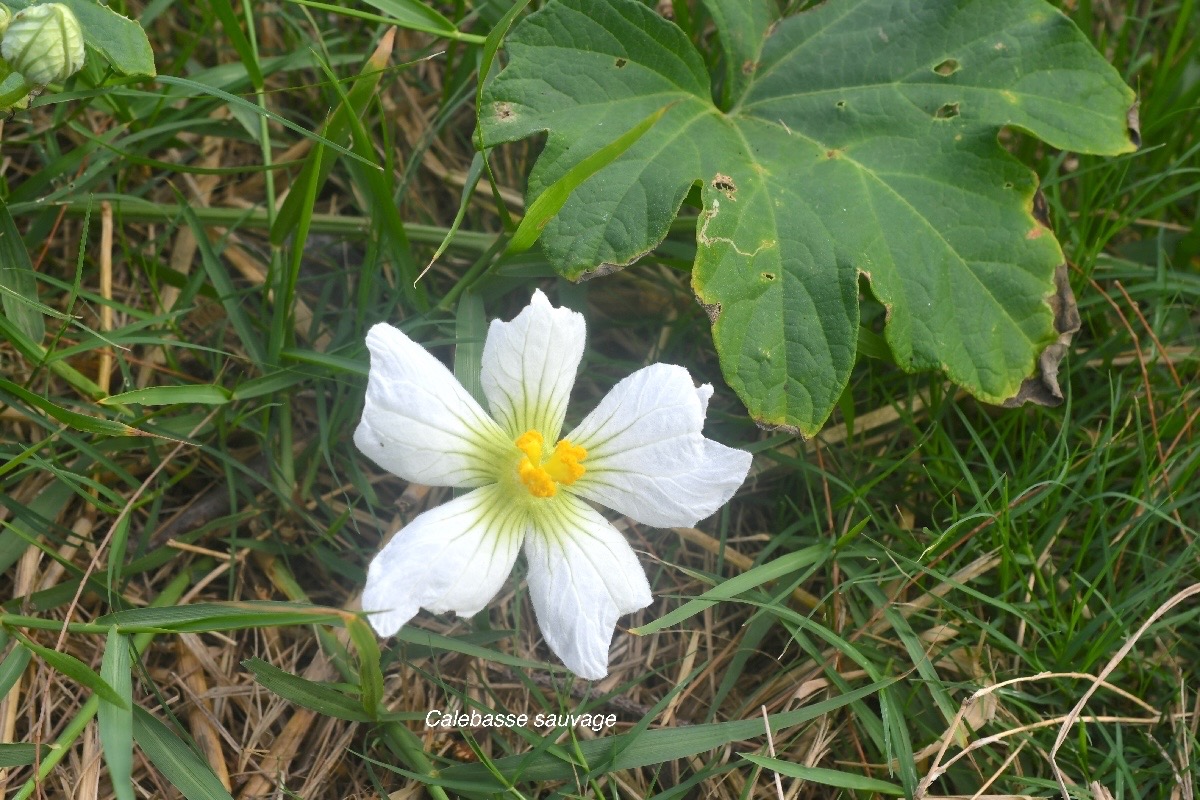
[933,58,959,76]
[835,100,846,109]
[761,272,777,282]
[1031,189,1052,228]
[934,102,960,119]
[1004,181,1014,189]
[711,173,737,199]
[615,58,627,68]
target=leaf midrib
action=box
[550,1,708,97]
[722,113,1041,356]
[742,0,867,91]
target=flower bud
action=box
[1,3,86,87]
[0,6,12,38]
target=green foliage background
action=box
[0,0,1196,798]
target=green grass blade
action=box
[631,543,829,635]
[98,628,135,800]
[0,378,137,436]
[0,744,48,768]
[506,103,673,254]
[66,121,305,175]
[280,347,367,376]
[9,570,194,800]
[287,0,484,43]
[131,706,236,800]
[207,0,263,87]
[360,0,460,37]
[884,607,959,732]
[393,627,553,670]
[741,755,905,795]
[422,151,486,274]
[346,617,384,719]
[0,477,77,574]
[881,680,918,794]
[453,288,486,406]
[0,307,109,401]
[95,601,348,632]
[0,644,32,696]
[154,76,374,169]
[0,199,44,344]
[439,677,895,788]
[100,384,233,406]
[271,136,321,364]
[177,200,267,367]
[6,199,496,252]
[271,30,395,246]
[314,57,424,308]
[243,657,376,722]
[14,632,127,708]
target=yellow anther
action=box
[513,429,587,498]
[515,430,544,462]
[518,458,557,498]
[545,440,587,484]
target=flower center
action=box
[514,430,586,498]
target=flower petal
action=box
[355,322,511,487]
[524,497,652,679]
[565,364,752,528]
[361,485,527,636]
[480,289,586,440]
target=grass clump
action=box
[1,1,1197,798]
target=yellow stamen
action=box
[514,430,587,498]
[515,430,544,463]
[545,440,587,484]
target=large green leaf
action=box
[60,0,156,77]
[5,0,155,78]
[479,0,1137,434]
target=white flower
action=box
[355,290,752,679]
